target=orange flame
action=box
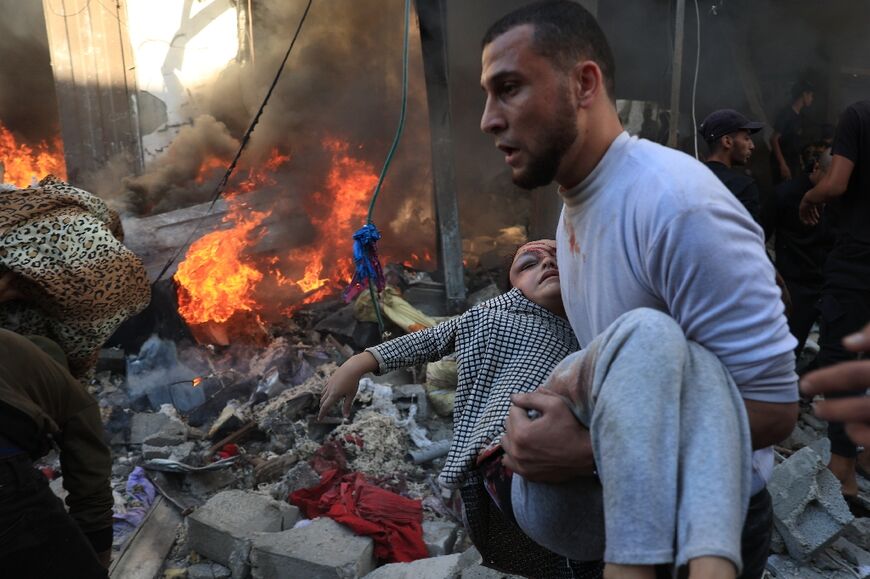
[0,123,66,187]
[174,139,433,331]
[175,206,269,324]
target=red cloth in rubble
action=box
[289,469,429,563]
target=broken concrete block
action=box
[187,469,236,499]
[270,461,321,501]
[187,490,300,579]
[781,423,817,451]
[844,518,870,551]
[393,384,429,419]
[251,517,375,579]
[422,520,459,557]
[460,566,525,579]
[188,562,232,579]
[766,554,842,579]
[130,412,172,444]
[142,444,172,460]
[769,446,854,561]
[130,410,188,447]
[831,537,870,578]
[168,441,196,463]
[362,554,463,579]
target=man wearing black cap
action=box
[700,109,765,227]
[770,81,815,184]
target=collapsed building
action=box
[0,0,869,578]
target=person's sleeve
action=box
[736,181,763,230]
[57,398,114,552]
[645,203,798,403]
[832,105,860,162]
[366,316,460,373]
[773,108,789,134]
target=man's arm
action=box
[799,154,855,224]
[648,200,799,449]
[770,131,791,181]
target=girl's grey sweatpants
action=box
[511,308,753,571]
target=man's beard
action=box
[512,97,578,190]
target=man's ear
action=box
[571,60,604,108]
[721,135,733,150]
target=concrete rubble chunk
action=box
[766,554,850,579]
[270,461,322,501]
[460,566,526,579]
[130,412,172,444]
[187,490,300,579]
[251,517,375,579]
[142,443,172,460]
[422,520,459,557]
[769,446,854,561]
[392,384,429,419]
[188,562,232,579]
[831,537,870,578]
[362,554,463,579]
[844,518,870,551]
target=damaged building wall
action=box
[41,0,142,183]
[124,0,241,166]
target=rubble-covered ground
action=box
[36,286,870,578]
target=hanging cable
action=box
[691,0,701,159]
[155,0,314,282]
[344,0,412,338]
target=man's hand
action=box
[799,193,823,225]
[801,323,870,447]
[779,162,793,182]
[96,549,111,569]
[317,352,378,421]
[0,271,23,303]
[501,390,595,482]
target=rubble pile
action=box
[32,270,870,578]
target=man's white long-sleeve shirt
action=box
[556,131,798,491]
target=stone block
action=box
[769,446,854,561]
[188,562,232,579]
[270,461,322,501]
[362,554,463,579]
[187,490,300,579]
[142,444,172,460]
[831,537,870,578]
[843,517,870,551]
[251,517,375,579]
[130,412,171,444]
[460,566,525,579]
[422,520,459,557]
[766,554,840,579]
[392,384,429,419]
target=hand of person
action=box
[501,390,596,482]
[799,194,823,226]
[801,323,870,447]
[95,549,111,569]
[0,270,23,303]
[317,352,378,421]
[780,162,793,181]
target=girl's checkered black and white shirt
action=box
[367,288,579,488]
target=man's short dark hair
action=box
[482,1,616,101]
[791,79,814,101]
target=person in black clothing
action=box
[774,145,835,355]
[770,80,814,184]
[800,99,870,505]
[699,109,765,228]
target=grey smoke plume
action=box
[123,115,240,214]
[0,1,59,143]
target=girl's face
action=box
[509,240,564,316]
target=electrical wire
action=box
[363,0,412,338]
[366,0,411,225]
[155,0,314,282]
[691,0,701,159]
